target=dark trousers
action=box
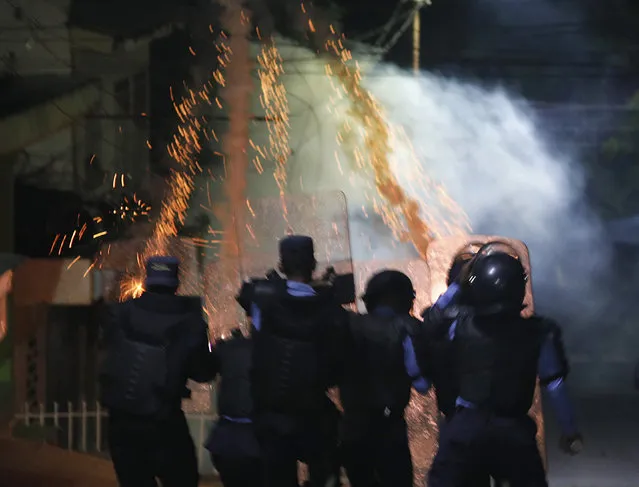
[212,455,264,487]
[207,419,264,487]
[438,414,492,487]
[108,411,199,487]
[429,409,547,487]
[341,415,413,487]
[257,412,340,487]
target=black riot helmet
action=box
[462,250,527,316]
[362,270,416,314]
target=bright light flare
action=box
[120,277,145,300]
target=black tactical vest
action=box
[251,282,343,416]
[422,326,458,417]
[339,313,415,418]
[99,293,203,417]
[216,333,253,419]
[454,313,547,416]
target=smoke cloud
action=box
[366,66,611,318]
[275,42,611,328]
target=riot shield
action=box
[238,190,353,278]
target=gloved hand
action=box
[559,433,583,455]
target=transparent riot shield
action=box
[238,190,353,279]
[426,236,545,472]
[204,190,354,339]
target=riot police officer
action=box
[415,252,494,487]
[99,256,216,487]
[339,270,428,487]
[424,248,583,487]
[205,327,263,487]
[243,235,348,487]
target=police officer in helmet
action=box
[415,252,494,487]
[247,235,347,487]
[339,270,428,487]
[99,256,216,487]
[205,327,263,487]
[425,246,583,487]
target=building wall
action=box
[0,0,72,77]
[72,43,152,197]
[0,0,154,196]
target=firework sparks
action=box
[257,39,290,214]
[297,3,468,257]
[117,40,234,300]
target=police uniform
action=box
[425,251,581,487]
[205,328,263,487]
[100,257,216,487]
[248,236,348,487]
[415,253,493,487]
[339,270,426,487]
[417,253,473,418]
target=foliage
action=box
[590,92,639,218]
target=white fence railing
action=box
[13,402,217,472]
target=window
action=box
[133,71,148,116]
[114,78,131,114]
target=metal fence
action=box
[12,402,217,472]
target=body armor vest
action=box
[216,334,253,419]
[417,305,463,417]
[251,282,341,416]
[424,329,458,417]
[99,293,202,417]
[339,313,414,418]
[454,313,547,416]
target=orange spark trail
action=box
[257,39,290,213]
[118,44,232,300]
[300,5,468,257]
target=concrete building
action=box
[0,0,178,416]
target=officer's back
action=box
[246,235,347,487]
[215,328,253,419]
[99,256,215,487]
[249,237,347,419]
[206,328,263,487]
[426,249,582,487]
[339,270,426,487]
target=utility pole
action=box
[413,0,429,74]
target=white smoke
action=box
[275,44,611,316]
[190,38,610,318]
[365,65,611,315]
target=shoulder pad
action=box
[394,315,421,336]
[236,280,254,313]
[176,295,203,313]
[252,279,283,308]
